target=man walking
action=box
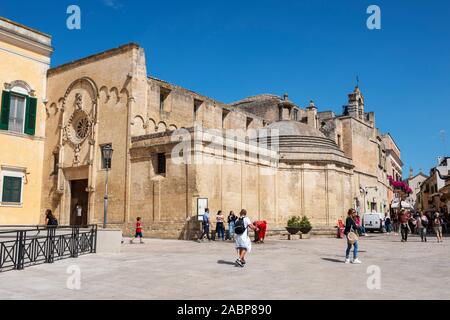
[198,208,211,242]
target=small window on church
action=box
[160,93,165,112]
[222,109,230,129]
[246,117,253,130]
[194,99,203,122]
[157,153,166,175]
[160,88,170,112]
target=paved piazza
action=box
[0,234,448,300]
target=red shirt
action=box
[399,213,410,224]
[136,222,142,233]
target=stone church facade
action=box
[40,43,398,238]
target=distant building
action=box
[0,17,52,224]
[405,170,429,210]
[382,134,403,210]
[419,157,450,214]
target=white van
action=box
[362,212,385,233]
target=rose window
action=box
[66,110,92,145]
[75,117,90,139]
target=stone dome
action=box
[265,120,326,138]
[256,120,353,167]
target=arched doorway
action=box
[70,179,89,226]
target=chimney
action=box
[307,100,318,129]
[283,93,289,101]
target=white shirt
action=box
[241,217,252,237]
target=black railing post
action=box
[46,227,55,264]
[16,231,25,270]
[91,225,98,254]
[89,225,94,253]
[71,227,79,258]
[13,231,20,270]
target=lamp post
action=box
[102,145,113,229]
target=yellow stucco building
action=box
[0,17,52,224]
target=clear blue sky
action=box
[2,0,450,178]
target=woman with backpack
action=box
[45,209,58,227]
[234,209,258,267]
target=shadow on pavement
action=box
[217,260,240,267]
[321,258,345,264]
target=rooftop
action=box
[48,43,139,76]
[0,16,51,40]
[0,16,52,57]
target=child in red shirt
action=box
[258,221,267,243]
[130,217,144,244]
[253,220,268,243]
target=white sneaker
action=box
[345,259,351,264]
[352,259,362,264]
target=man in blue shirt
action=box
[198,208,211,242]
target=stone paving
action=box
[0,233,449,300]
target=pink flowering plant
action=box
[388,176,413,194]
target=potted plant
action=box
[298,216,312,234]
[286,216,302,235]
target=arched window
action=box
[0,80,37,135]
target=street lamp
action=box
[102,145,113,229]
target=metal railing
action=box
[0,225,97,273]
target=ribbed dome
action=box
[265,121,326,138]
[256,120,353,167]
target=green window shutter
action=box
[2,176,22,203]
[0,91,11,131]
[24,97,37,136]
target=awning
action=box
[391,201,413,209]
